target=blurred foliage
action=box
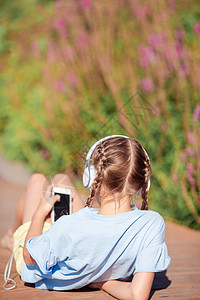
[0,0,199,229]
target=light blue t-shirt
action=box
[21,206,171,290]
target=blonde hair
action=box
[85,136,151,210]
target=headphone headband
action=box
[86,135,129,161]
[83,135,151,193]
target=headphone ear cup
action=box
[135,178,151,196]
[88,165,97,188]
[83,167,89,188]
[147,177,151,192]
[82,165,97,188]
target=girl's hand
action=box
[37,185,60,217]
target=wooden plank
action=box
[151,286,200,300]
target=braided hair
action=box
[85,142,107,207]
[140,156,151,210]
[85,137,151,210]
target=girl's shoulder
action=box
[136,208,166,231]
[139,208,164,220]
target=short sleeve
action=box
[134,214,171,273]
[21,234,58,283]
[26,234,58,273]
[21,259,44,283]
[21,216,74,284]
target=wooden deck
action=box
[0,178,200,300]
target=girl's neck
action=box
[97,194,132,215]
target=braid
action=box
[85,143,107,207]
[141,158,150,210]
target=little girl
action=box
[1,135,170,299]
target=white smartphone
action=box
[51,187,72,223]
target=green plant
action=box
[0,0,199,229]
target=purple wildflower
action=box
[193,105,200,122]
[75,31,89,50]
[40,150,51,160]
[67,73,79,87]
[47,40,57,63]
[64,46,74,61]
[172,173,178,182]
[175,42,183,58]
[138,45,156,67]
[161,123,167,132]
[180,152,186,163]
[133,5,149,20]
[180,64,189,78]
[54,19,65,29]
[185,147,194,157]
[54,80,67,93]
[30,41,40,57]
[187,176,195,186]
[175,30,185,41]
[168,0,176,12]
[148,33,165,49]
[194,23,200,35]
[140,78,154,92]
[187,132,196,145]
[81,0,91,8]
[187,162,194,175]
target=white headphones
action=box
[82,135,151,195]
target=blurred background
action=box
[0,0,199,230]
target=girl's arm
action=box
[89,272,155,300]
[23,185,60,266]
